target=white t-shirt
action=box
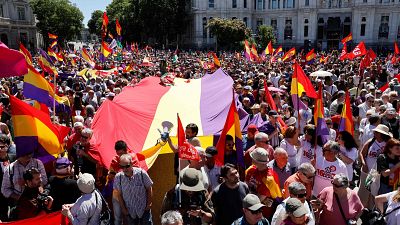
[271,198,315,225]
[299,136,322,165]
[313,156,348,196]
[385,191,400,225]
[280,138,299,168]
[366,139,386,170]
[328,129,336,142]
[339,146,358,181]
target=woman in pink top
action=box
[315,173,363,225]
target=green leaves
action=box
[207,18,251,50]
[257,25,276,49]
[30,0,83,45]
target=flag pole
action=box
[177,113,182,208]
[295,62,301,132]
[53,72,56,122]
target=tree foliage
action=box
[30,0,83,45]
[87,10,103,37]
[207,18,251,50]
[257,25,276,49]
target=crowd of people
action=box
[0,43,400,225]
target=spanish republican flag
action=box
[314,84,329,137]
[211,52,221,67]
[341,32,352,43]
[339,91,354,135]
[395,42,400,55]
[48,33,58,39]
[244,40,252,61]
[282,47,296,62]
[339,43,348,61]
[305,48,316,62]
[265,41,273,55]
[290,62,317,109]
[251,44,259,61]
[102,12,109,30]
[116,18,122,36]
[215,97,244,167]
[81,48,95,68]
[10,95,70,162]
[101,41,112,58]
[19,43,32,65]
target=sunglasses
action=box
[303,172,315,179]
[119,164,131,169]
[248,209,263,215]
[296,193,307,198]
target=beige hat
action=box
[250,147,269,164]
[77,173,95,194]
[251,104,260,110]
[373,124,393,137]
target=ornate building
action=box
[0,0,38,50]
[188,0,400,50]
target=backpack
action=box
[94,190,111,225]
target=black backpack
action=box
[94,190,111,225]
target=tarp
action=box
[91,69,239,169]
[0,212,67,224]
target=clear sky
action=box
[70,0,113,27]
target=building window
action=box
[305,0,309,6]
[271,19,277,30]
[304,26,309,37]
[20,33,28,46]
[17,7,25,20]
[257,0,263,9]
[244,0,247,8]
[209,0,214,8]
[209,17,214,38]
[0,4,3,17]
[363,0,367,2]
[284,19,293,40]
[257,18,263,28]
[232,0,237,8]
[270,0,279,8]
[202,17,207,38]
[379,15,389,39]
[360,24,366,36]
[398,26,400,39]
[243,17,248,26]
[284,0,294,8]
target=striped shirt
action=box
[114,168,153,219]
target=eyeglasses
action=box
[248,209,263,215]
[302,172,315,179]
[296,193,307,198]
[119,164,131,169]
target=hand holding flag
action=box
[177,114,199,161]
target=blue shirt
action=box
[231,216,270,225]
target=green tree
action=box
[257,25,276,49]
[207,18,251,50]
[87,10,103,37]
[30,0,83,46]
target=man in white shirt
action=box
[358,94,375,119]
[313,141,348,196]
[202,146,221,191]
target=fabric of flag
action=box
[251,44,259,61]
[339,43,348,61]
[282,47,296,62]
[347,41,367,60]
[341,33,352,43]
[91,69,247,170]
[101,41,112,58]
[368,49,377,61]
[50,40,57,49]
[48,33,58,39]
[314,85,330,139]
[116,18,122,36]
[0,42,28,78]
[264,80,287,131]
[47,48,62,62]
[10,95,70,162]
[244,40,252,61]
[212,52,221,67]
[81,48,95,68]
[19,43,32,65]
[305,49,316,62]
[215,97,244,167]
[274,46,283,56]
[395,42,400,55]
[265,41,273,55]
[38,55,57,76]
[102,12,109,30]
[339,91,354,135]
[23,64,70,109]
[290,63,317,110]
[177,114,199,161]
[0,211,68,225]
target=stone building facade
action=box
[0,0,38,50]
[189,0,400,50]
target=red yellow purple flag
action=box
[211,52,221,67]
[341,32,352,43]
[282,47,296,62]
[116,19,122,36]
[314,84,329,137]
[290,62,317,109]
[305,48,316,62]
[19,43,32,65]
[339,91,354,135]
[48,33,58,39]
[265,41,273,55]
[101,41,112,58]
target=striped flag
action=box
[282,47,296,62]
[339,91,354,135]
[290,62,317,110]
[116,18,122,36]
[341,33,352,43]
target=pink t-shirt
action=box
[318,187,363,225]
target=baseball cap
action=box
[285,198,308,217]
[247,124,259,134]
[243,194,265,211]
[205,146,218,158]
[55,157,72,169]
[268,110,278,117]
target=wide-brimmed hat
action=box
[373,124,393,137]
[180,168,205,192]
[243,194,265,211]
[250,147,269,164]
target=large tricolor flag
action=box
[23,64,70,109]
[314,84,329,139]
[339,91,354,135]
[10,95,70,162]
[290,63,317,110]
[38,49,58,75]
[101,41,112,58]
[341,33,352,43]
[282,47,296,62]
[215,96,244,167]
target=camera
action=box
[37,189,50,209]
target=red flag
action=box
[102,12,109,29]
[177,114,199,161]
[347,41,367,60]
[395,42,400,55]
[0,211,66,224]
[339,43,348,61]
[368,48,377,61]
[264,80,287,131]
[211,52,221,67]
[116,19,122,36]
